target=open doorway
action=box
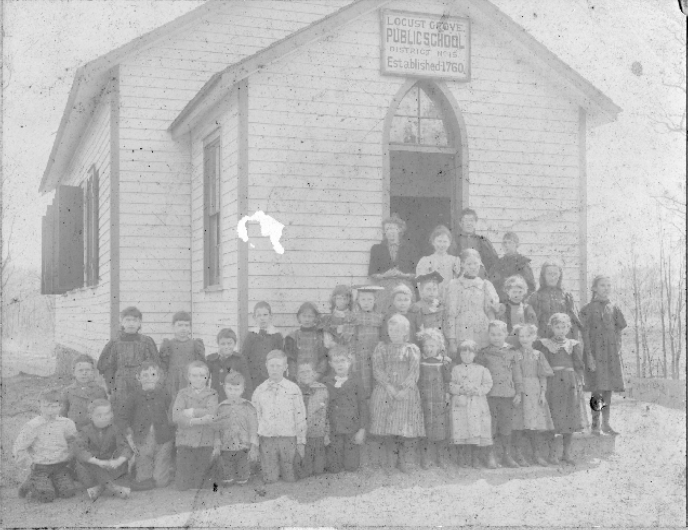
[388,83,463,261]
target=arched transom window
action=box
[389,84,452,148]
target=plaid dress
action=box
[418,356,452,441]
[369,342,425,438]
[351,310,383,397]
[284,327,328,380]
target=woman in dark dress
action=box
[368,215,417,313]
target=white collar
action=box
[251,325,279,334]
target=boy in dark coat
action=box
[207,328,252,400]
[242,302,284,388]
[116,361,174,490]
[75,399,132,500]
[323,346,368,473]
[455,208,499,278]
[489,232,536,303]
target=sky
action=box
[2,0,685,274]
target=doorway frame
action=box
[382,80,469,236]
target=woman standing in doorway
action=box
[415,225,461,298]
[368,215,417,313]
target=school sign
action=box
[381,10,470,80]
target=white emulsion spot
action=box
[236,210,285,255]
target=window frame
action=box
[203,132,222,288]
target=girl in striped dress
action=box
[370,314,425,473]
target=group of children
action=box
[13,211,628,503]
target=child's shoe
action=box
[108,484,131,499]
[591,411,601,435]
[130,478,155,491]
[601,420,619,436]
[87,485,104,501]
[500,437,520,468]
[512,445,529,467]
[436,445,449,469]
[547,440,560,466]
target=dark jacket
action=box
[489,253,537,302]
[60,381,108,430]
[323,375,369,434]
[368,241,416,276]
[206,351,253,401]
[116,386,174,445]
[241,328,284,388]
[75,423,132,463]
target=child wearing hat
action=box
[381,284,418,344]
[410,271,445,334]
[351,285,385,397]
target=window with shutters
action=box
[85,166,99,286]
[203,136,221,287]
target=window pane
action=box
[419,88,442,119]
[420,118,448,146]
[208,214,220,285]
[390,115,419,144]
[395,86,419,116]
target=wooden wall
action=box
[117,0,351,347]
[245,0,583,332]
[53,91,112,358]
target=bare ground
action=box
[1,373,685,528]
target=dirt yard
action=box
[1,372,685,528]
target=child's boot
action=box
[471,446,482,468]
[530,432,549,467]
[484,445,498,469]
[457,445,468,468]
[420,440,432,469]
[87,485,104,501]
[547,434,560,465]
[18,477,32,498]
[591,408,601,435]
[436,442,449,469]
[561,433,575,466]
[511,431,529,467]
[500,435,520,468]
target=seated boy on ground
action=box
[60,354,108,431]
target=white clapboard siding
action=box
[242,0,585,326]
[117,0,353,346]
[54,92,112,357]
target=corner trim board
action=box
[109,67,121,338]
[237,79,249,341]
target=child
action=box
[117,361,174,491]
[380,283,418,344]
[528,261,582,340]
[294,362,329,479]
[416,328,452,469]
[172,360,218,490]
[415,225,461,297]
[410,271,445,334]
[448,340,493,468]
[454,208,499,277]
[496,275,538,346]
[534,313,590,465]
[321,285,356,352]
[323,346,368,474]
[369,315,425,473]
[74,399,132,500]
[251,350,307,484]
[13,389,78,502]
[489,232,536,303]
[580,275,625,435]
[284,302,328,381]
[212,371,258,487]
[350,285,385,397]
[97,306,159,410]
[60,354,108,430]
[444,249,499,359]
[476,321,523,468]
[242,302,284,389]
[510,324,554,467]
[159,311,205,400]
[207,328,252,401]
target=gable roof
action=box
[170,0,621,136]
[39,0,221,193]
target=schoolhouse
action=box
[39,0,620,357]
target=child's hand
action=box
[538,391,547,406]
[249,444,259,462]
[297,444,305,459]
[353,429,366,445]
[182,408,194,418]
[324,434,330,447]
[587,356,597,371]
[386,384,398,399]
[513,394,522,406]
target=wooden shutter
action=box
[41,204,56,294]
